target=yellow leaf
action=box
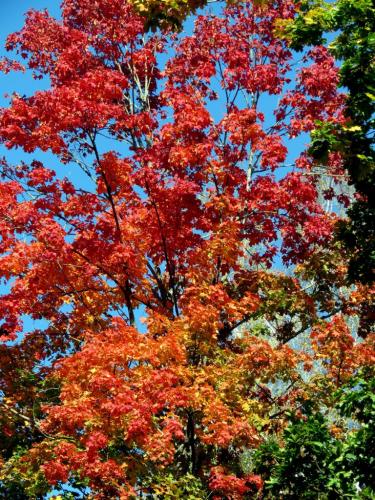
[344,125,361,132]
[241,401,250,412]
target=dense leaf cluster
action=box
[254,373,375,498]
[287,0,375,283]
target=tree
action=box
[253,371,375,498]
[284,0,375,284]
[0,0,373,498]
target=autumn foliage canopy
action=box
[0,0,373,498]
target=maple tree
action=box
[0,0,373,498]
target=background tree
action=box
[285,0,375,284]
[253,371,375,498]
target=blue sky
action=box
[0,0,60,103]
[0,1,62,174]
